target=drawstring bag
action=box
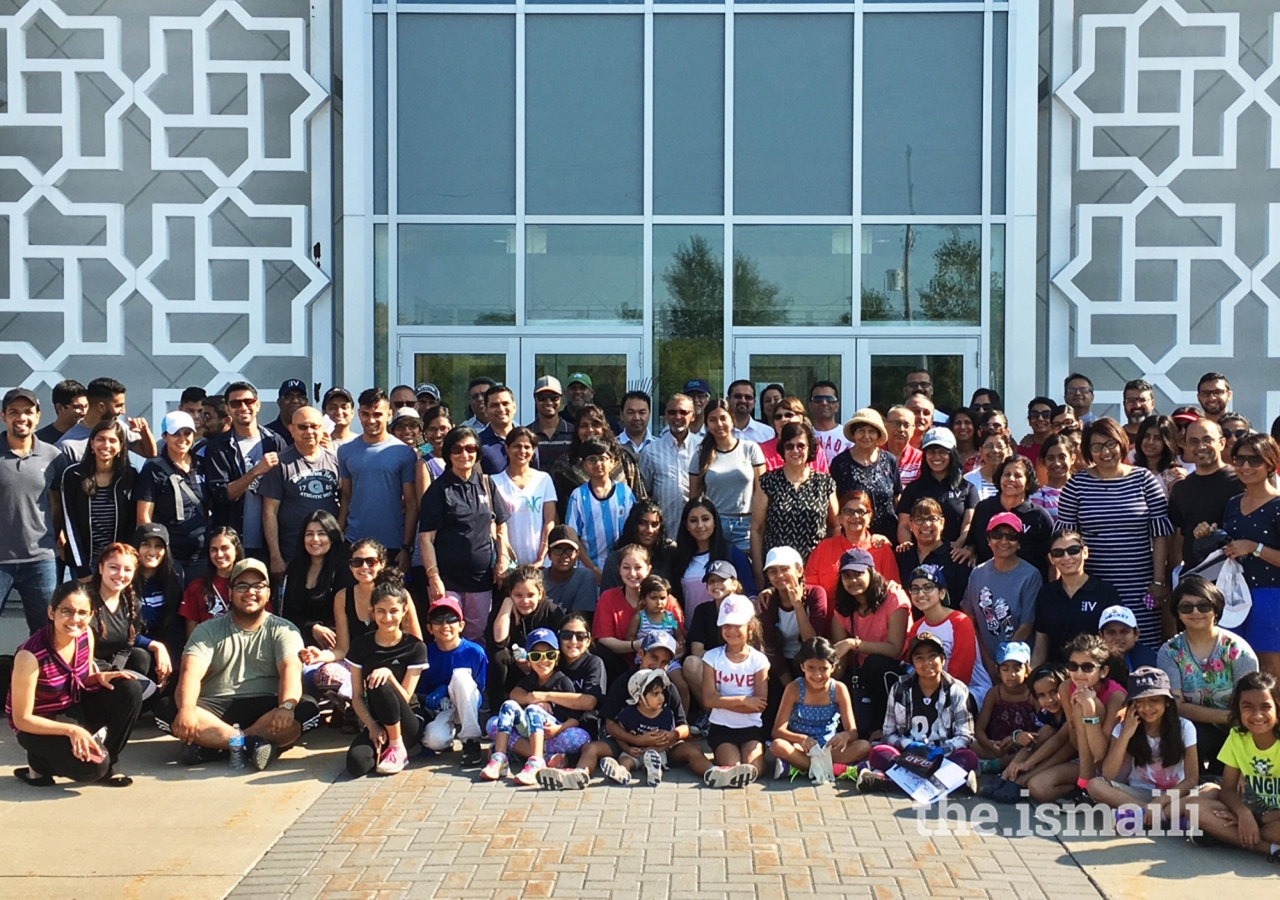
[1184,549,1252,630]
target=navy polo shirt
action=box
[418,468,510,592]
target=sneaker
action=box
[545,753,566,769]
[832,763,858,782]
[460,739,483,767]
[375,742,408,775]
[703,766,735,788]
[245,736,277,772]
[480,752,507,781]
[180,743,227,766]
[965,768,980,796]
[1113,808,1140,835]
[694,713,711,736]
[643,749,664,787]
[773,757,789,781]
[514,757,544,786]
[985,778,1024,804]
[563,767,590,790]
[1266,846,1280,865]
[856,768,890,794]
[599,757,632,786]
[537,767,589,791]
[703,764,757,789]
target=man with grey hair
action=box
[639,393,699,540]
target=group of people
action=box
[3,367,1280,862]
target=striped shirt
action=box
[6,627,94,731]
[638,431,699,542]
[566,481,637,570]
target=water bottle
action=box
[229,725,246,770]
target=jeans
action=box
[720,516,751,553]
[0,558,57,634]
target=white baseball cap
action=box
[716,593,756,627]
[763,546,804,572]
[161,410,197,435]
[1098,605,1138,630]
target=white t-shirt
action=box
[703,645,770,728]
[491,469,557,566]
[1111,717,1196,791]
[814,426,851,460]
[776,607,802,659]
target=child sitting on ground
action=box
[416,598,487,765]
[1087,667,1197,831]
[1098,605,1157,688]
[986,664,1069,801]
[700,594,770,788]
[974,641,1038,773]
[682,561,743,729]
[482,628,592,784]
[609,666,708,786]
[626,574,691,713]
[770,637,869,783]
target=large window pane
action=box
[375,224,389,389]
[868,353,965,414]
[862,14,983,215]
[398,225,516,326]
[654,16,724,215]
[734,15,853,215]
[398,15,515,214]
[992,13,1008,214]
[526,16,643,215]
[733,226,853,327]
[413,354,509,418]
[654,226,725,405]
[374,16,387,215]
[990,224,1006,396]
[526,225,642,322]
[860,224,982,325]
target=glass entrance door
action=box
[855,337,980,414]
[398,336,518,422]
[732,337,854,419]
[519,337,642,424]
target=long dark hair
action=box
[89,542,143,642]
[696,398,735,476]
[80,419,131,496]
[670,497,734,602]
[1228,671,1280,739]
[834,568,890,617]
[1125,694,1184,768]
[204,526,244,612]
[132,526,183,639]
[1132,415,1180,473]
[613,499,671,569]
[568,405,614,457]
[924,444,965,490]
[282,510,348,615]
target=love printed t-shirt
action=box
[702,645,769,729]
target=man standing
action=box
[1121,379,1156,442]
[903,369,949,424]
[808,381,850,460]
[157,558,317,769]
[35,379,86,445]
[640,394,699,540]
[196,394,230,456]
[1195,373,1232,424]
[727,380,772,443]
[884,406,922,485]
[463,377,497,430]
[56,376,156,459]
[526,376,574,475]
[619,390,655,456]
[1167,419,1241,570]
[682,379,711,436]
[179,387,207,421]
[202,382,284,561]
[338,388,419,572]
[414,383,441,418]
[1018,397,1057,464]
[261,406,340,576]
[904,393,936,450]
[323,387,358,448]
[264,379,309,447]
[479,384,531,474]
[1063,373,1097,426]
[0,388,60,633]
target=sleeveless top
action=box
[6,627,94,731]
[787,681,839,745]
[986,690,1039,742]
[345,588,375,644]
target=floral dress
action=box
[1155,628,1259,711]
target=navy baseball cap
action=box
[683,379,712,396]
[278,378,307,398]
[526,627,559,651]
[702,559,738,582]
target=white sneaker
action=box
[643,749,664,787]
[599,757,633,786]
[703,766,735,788]
[965,768,980,795]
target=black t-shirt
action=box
[91,598,133,663]
[896,474,979,544]
[495,600,563,652]
[908,681,942,741]
[515,670,579,722]
[35,422,69,446]
[559,651,607,702]
[346,631,428,685]
[1033,576,1122,663]
[133,455,207,563]
[601,670,688,725]
[687,602,725,652]
[895,543,969,608]
[1167,468,1243,567]
[418,469,510,592]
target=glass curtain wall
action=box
[371,2,1012,405]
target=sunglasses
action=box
[1065,661,1100,673]
[989,531,1021,543]
[558,629,590,642]
[526,650,559,663]
[1224,429,1250,439]
[1235,454,1267,469]
[228,397,256,408]
[392,400,416,409]
[451,444,479,456]
[783,441,809,452]
[1027,410,1053,419]
[537,393,562,402]
[1178,601,1215,614]
[349,557,380,568]
[429,613,461,625]
[810,395,837,404]
[1049,545,1083,559]
[972,403,994,411]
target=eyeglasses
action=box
[907,584,938,596]
[227,397,256,408]
[1027,410,1053,419]
[232,581,270,594]
[1049,545,1084,559]
[989,531,1021,543]
[1198,388,1228,397]
[783,441,809,452]
[842,507,871,518]
[911,515,943,526]
[558,629,590,642]
[548,545,576,555]
[1178,601,1215,614]
[810,395,837,404]
[1235,454,1268,469]
[1088,440,1121,453]
[1065,661,1100,673]
[583,455,610,466]
[349,557,380,568]
[429,613,461,626]
[451,444,479,456]
[1185,436,1221,448]
[526,650,559,663]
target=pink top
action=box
[833,582,911,666]
[1069,677,1126,705]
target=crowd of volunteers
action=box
[3,369,1280,861]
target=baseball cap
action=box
[391,407,421,427]
[986,511,1024,534]
[716,594,755,627]
[534,375,563,396]
[909,564,947,592]
[997,641,1031,666]
[526,627,559,651]
[230,558,270,583]
[160,410,197,435]
[626,668,670,704]
[763,546,804,572]
[908,631,948,659]
[640,631,678,656]
[278,378,307,398]
[414,382,440,400]
[322,386,354,406]
[567,372,592,389]
[839,547,875,573]
[2,387,39,411]
[547,524,581,551]
[132,523,170,546]
[1171,408,1201,425]
[1127,666,1174,701]
[702,559,738,582]
[428,597,464,621]
[920,427,957,451]
[683,378,712,396]
[1098,605,1138,630]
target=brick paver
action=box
[228,762,1104,900]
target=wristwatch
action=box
[1254,543,1265,558]
[279,700,297,712]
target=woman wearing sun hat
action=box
[829,409,902,541]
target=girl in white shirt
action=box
[700,593,769,788]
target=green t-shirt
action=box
[1218,728,1280,812]
[185,613,303,700]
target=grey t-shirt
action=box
[961,559,1043,663]
[236,432,265,549]
[337,436,417,549]
[184,613,304,700]
[545,565,599,613]
[258,446,340,562]
[688,439,765,517]
[0,436,60,562]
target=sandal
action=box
[14,767,54,787]
[99,769,133,787]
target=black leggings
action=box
[17,679,144,781]
[848,653,907,736]
[1195,720,1229,777]
[346,681,424,776]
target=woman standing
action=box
[964,432,1013,500]
[829,549,910,734]
[750,421,837,585]
[759,397,830,473]
[135,411,206,581]
[895,428,978,554]
[551,404,645,521]
[421,406,452,478]
[280,510,351,656]
[1056,418,1174,647]
[689,399,765,553]
[829,408,901,541]
[419,426,511,643]
[669,498,756,619]
[969,457,1054,576]
[491,427,557,567]
[600,500,675,593]
[806,490,899,601]
[949,408,981,471]
[1132,415,1188,495]
[1030,434,1075,522]
[59,420,136,580]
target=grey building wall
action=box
[0,0,331,423]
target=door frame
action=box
[731,336,856,410]
[519,336,644,414]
